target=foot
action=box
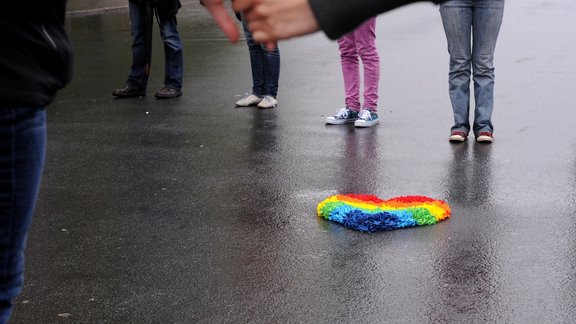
[235,94,262,106]
[112,85,146,98]
[354,110,379,127]
[476,132,494,143]
[325,108,359,125]
[257,95,278,109]
[449,131,467,142]
[155,87,182,99]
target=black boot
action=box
[154,87,182,99]
[112,85,146,98]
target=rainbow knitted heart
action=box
[317,194,451,232]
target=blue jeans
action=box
[440,0,504,135]
[241,15,280,97]
[127,1,183,90]
[0,107,46,323]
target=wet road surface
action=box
[11,1,576,322]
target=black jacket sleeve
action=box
[0,1,73,107]
[309,0,443,40]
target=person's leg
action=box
[158,13,183,91]
[355,17,380,112]
[262,44,280,98]
[471,0,504,135]
[440,0,473,135]
[126,2,149,90]
[0,107,46,323]
[242,14,265,97]
[338,30,361,111]
[257,43,280,108]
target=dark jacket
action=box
[309,0,444,40]
[129,0,182,23]
[0,1,74,108]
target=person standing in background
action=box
[441,0,504,143]
[325,17,380,127]
[113,0,184,99]
[235,13,281,109]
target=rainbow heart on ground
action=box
[317,194,451,232]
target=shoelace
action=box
[336,108,350,119]
[358,110,372,120]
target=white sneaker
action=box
[257,95,278,109]
[235,94,262,107]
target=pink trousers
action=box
[337,17,380,112]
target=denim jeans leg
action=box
[0,107,46,323]
[355,17,380,111]
[126,2,149,89]
[338,32,361,111]
[472,0,504,135]
[159,14,183,90]
[440,0,473,134]
[262,45,280,98]
[242,16,265,97]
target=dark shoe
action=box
[354,109,379,128]
[476,132,494,143]
[325,108,359,125]
[112,85,146,98]
[449,131,467,142]
[155,87,182,99]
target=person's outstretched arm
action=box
[235,0,443,42]
[200,0,240,42]
[234,0,318,42]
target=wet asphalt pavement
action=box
[10,1,576,323]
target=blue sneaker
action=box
[325,108,359,125]
[354,109,379,127]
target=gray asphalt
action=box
[11,1,576,323]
